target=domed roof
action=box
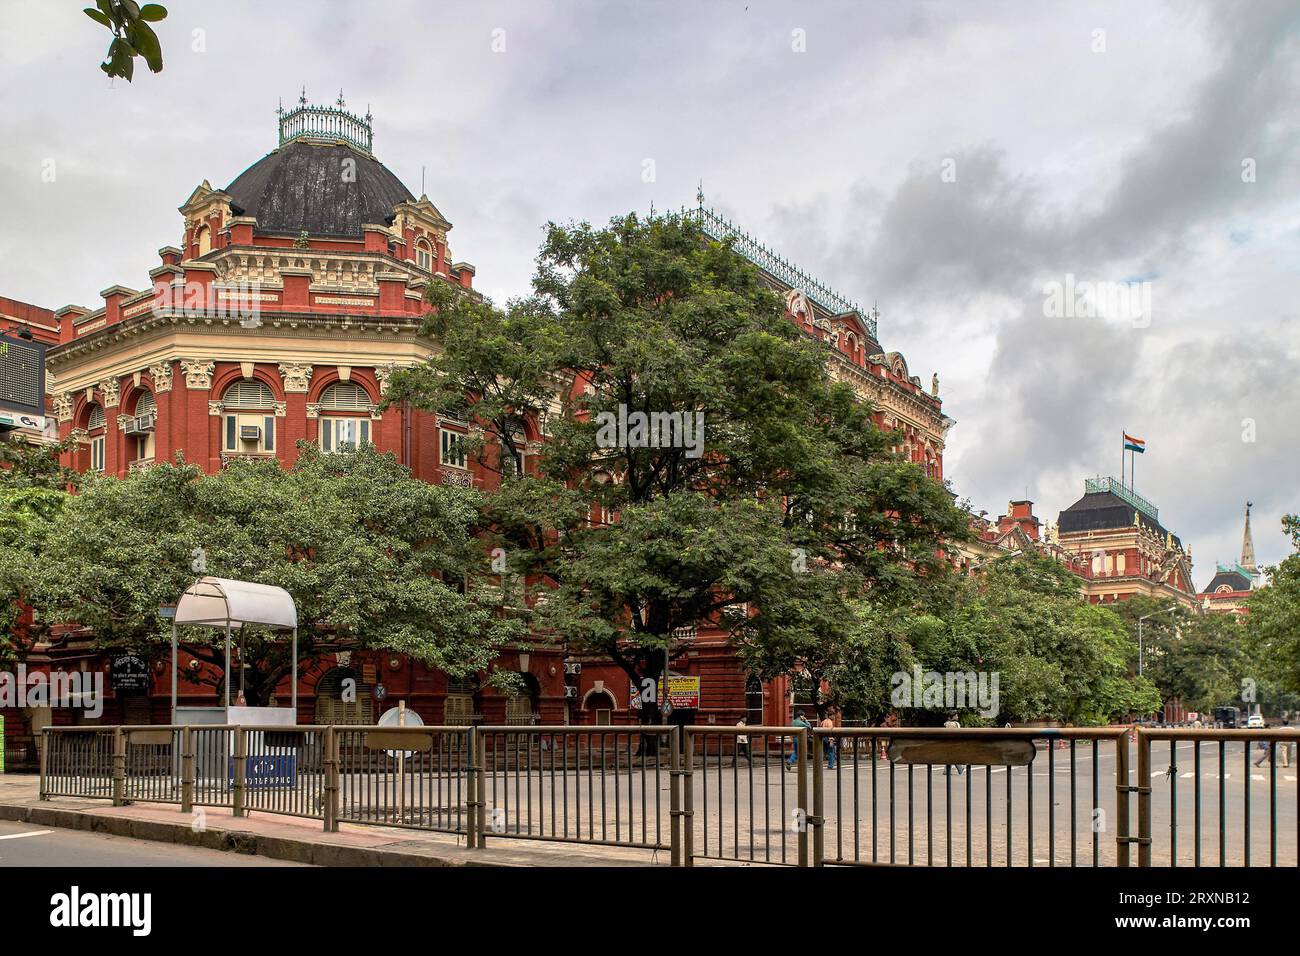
[224,140,414,239]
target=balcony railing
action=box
[1085,476,1159,521]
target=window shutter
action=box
[221,380,275,408]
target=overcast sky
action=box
[2,0,1297,579]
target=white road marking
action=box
[0,829,53,841]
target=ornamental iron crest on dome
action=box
[277,87,374,155]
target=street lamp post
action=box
[1137,604,1179,677]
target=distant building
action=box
[0,296,59,446]
[1199,503,1261,615]
[1055,477,1198,609]
[953,499,1091,578]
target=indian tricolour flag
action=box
[1123,433,1146,454]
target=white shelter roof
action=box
[173,577,298,630]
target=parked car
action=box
[1214,706,1241,728]
[1247,714,1265,729]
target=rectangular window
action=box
[90,436,105,472]
[440,428,467,468]
[225,414,273,453]
[321,417,369,453]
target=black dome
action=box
[224,140,414,239]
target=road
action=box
[0,819,310,867]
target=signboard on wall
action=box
[110,655,151,693]
[628,675,700,710]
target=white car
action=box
[1247,714,1265,729]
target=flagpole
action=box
[1121,432,1125,488]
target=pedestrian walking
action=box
[731,718,752,767]
[820,714,837,770]
[943,714,964,775]
[786,710,811,770]
[1253,739,1271,767]
[1280,720,1293,768]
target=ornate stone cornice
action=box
[181,359,216,390]
[99,379,121,408]
[51,392,74,422]
[149,361,174,393]
[368,404,383,421]
[305,403,320,419]
[279,363,313,393]
[273,401,287,418]
[208,401,224,417]
[374,363,397,396]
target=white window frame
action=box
[89,435,105,472]
[223,413,276,453]
[440,427,467,469]
[320,416,370,453]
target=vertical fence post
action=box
[811,731,825,867]
[111,728,126,807]
[233,727,246,819]
[470,728,486,848]
[1136,728,1151,867]
[1115,728,1131,867]
[323,725,338,833]
[38,729,49,800]
[669,725,682,867]
[797,728,809,867]
[463,726,487,849]
[682,728,695,867]
[181,726,194,814]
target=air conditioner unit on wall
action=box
[239,424,262,442]
[124,412,156,435]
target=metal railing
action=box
[477,726,677,856]
[335,725,472,834]
[38,723,1299,867]
[1136,727,1299,867]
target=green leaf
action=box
[84,8,112,27]
[139,4,168,22]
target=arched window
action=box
[415,239,433,272]
[583,689,617,726]
[196,225,211,256]
[85,403,106,472]
[221,380,274,409]
[130,392,156,462]
[318,382,372,411]
[314,668,374,725]
[220,380,275,454]
[318,382,372,452]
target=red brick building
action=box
[6,99,950,756]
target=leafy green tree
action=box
[83,1,167,81]
[1248,515,1300,699]
[865,555,1160,726]
[0,437,77,660]
[390,212,973,724]
[1112,595,1259,715]
[27,444,519,705]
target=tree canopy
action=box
[389,212,975,721]
[26,443,519,704]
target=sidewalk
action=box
[0,775,666,867]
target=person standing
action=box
[786,710,811,771]
[820,714,837,770]
[732,718,752,767]
[943,714,964,776]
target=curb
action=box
[0,802,504,868]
